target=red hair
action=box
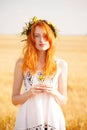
[22,21,57,76]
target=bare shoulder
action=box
[14,58,24,74]
[15,58,23,69]
[15,58,23,66]
[58,59,68,77]
[59,59,68,69]
[56,58,68,68]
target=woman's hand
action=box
[29,83,56,97]
[35,83,58,96]
[28,84,44,97]
[33,83,67,105]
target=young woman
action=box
[12,16,68,130]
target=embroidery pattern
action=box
[26,123,56,130]
[37,72,45,83]
[24,71,54,91]
[24,71,33,90]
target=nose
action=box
[40,35,45,42]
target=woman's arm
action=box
[12,59,33,105]
[56,60,68,105]
[12,59,44,105]
[12,59,28,105]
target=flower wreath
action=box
[21,16,57,38]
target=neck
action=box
[37,51,46,63]
[36,51,46,71]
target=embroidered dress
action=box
[14,59,67,130]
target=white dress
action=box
[14,59,68,130]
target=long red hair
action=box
[22,20,57,76]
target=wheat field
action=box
[0,35,87,130]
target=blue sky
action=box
[0,0,87,35]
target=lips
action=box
[39,43,46,47]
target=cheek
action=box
[47,42,50,48]
[35,41,39,49]
[35,39,39,44]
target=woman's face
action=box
[34,26,50,51]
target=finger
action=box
[42,87,53,91]
[31,88,44,93]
